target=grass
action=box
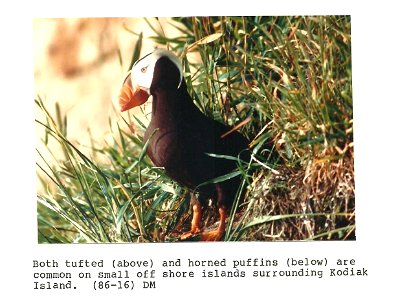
[36,16,354,242]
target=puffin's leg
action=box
[189,194,202,234]
[180,194,202,240]
[200,185,227,242]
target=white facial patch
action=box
[131,49,183,91]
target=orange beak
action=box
[119,73,150,112]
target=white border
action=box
[1,0,400,299]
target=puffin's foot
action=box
[200,228,225,241]
[180,230,200,240]
[179,194,228,242]
[180,227,224,241]
[199,207,227,241]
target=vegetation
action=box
[36,16,354,242]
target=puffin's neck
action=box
[150,84,195,125]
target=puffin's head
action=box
[119,49,183,112]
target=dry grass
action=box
[240,151,355,240]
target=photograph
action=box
[3,1,400,299]
[35,16,355,243]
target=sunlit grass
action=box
[36,16,354,242]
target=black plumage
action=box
[119,50,250,241]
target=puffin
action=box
[118,49,250,241]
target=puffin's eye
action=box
[141,66,148,73]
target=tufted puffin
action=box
[119,49,250,241]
